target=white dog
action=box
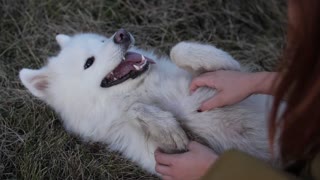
[19,29,279,174]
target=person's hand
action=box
[190,70,259,111]
[154,141,218,180]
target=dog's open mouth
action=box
[100,52,155,88]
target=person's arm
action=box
[190,71,279,111]
[251,71,278,95]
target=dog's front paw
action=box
[153,122,189,153]
[128,103,189,153]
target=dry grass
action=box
[0,0,286,179]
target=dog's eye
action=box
[84,56,95,69]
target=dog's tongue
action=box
[106,52,155,80]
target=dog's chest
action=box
[137,65,194,116]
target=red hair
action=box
[270,0,320,163]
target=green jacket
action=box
[202,150,320,180]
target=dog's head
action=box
[19,29,155,107]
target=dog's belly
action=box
[141,61,216,117]
[142,68,275,163]
[130,60,279,166]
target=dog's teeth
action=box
[140,59,147,67]
[122,57,125,61]
[113,77,117,80]
[141,55,146,61]
[133,65,140,70]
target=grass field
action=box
[0,0,286,179]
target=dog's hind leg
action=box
[170,42,241,75]
[127,103,189,153]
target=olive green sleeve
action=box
[311,153,320,180]
[201,150,299,180]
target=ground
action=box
[0,0,286,179]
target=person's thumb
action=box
[199,93,227,111]
[189,76,214,94]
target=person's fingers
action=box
[189,78,204,93]
[155,163,172,176]
[189,76,213,93]
[154,149,175,166]
[200,94,226,111]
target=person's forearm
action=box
[250,72,279,95]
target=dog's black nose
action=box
[113,29,131,47]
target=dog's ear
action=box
[56,34,71,48]
[19,68,50,99]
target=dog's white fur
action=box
[19,32,279,174]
